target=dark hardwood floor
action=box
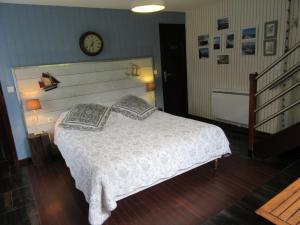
[1,129,299,225]
[203,158,300,225]
[0,165,40,225]
[28,154,280,225]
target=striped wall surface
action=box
[186,0,292,133]
[285,0,300,127]
[13,57,155,137]
[0,3,184,159]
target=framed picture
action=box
[217,55,229,64]
[199,48,209,58]
[263,39,277,56]
[241,27,257,55]
[242,40,256,55]
[226,33,234,49]
[264,21,278,39]
[217,18,229,30]
[213,35,221,50]
[198,34,209,47]
[242,27,257,39]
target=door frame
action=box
[0,82,17,165]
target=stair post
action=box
[248,73,258,157]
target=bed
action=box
[54,109,231,225]
[12,58,231,225]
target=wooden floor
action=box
[28,154,280,225]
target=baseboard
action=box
[17,158,32,167]
[187,114,270,139]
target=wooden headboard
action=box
[13,57,155,136]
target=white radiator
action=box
[212,89,249,126]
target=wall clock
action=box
[79,31,103,56]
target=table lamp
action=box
[146,81,156,91]
[26,99,42,135]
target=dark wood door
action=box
[159,24,188,117]
[0,83,17,166]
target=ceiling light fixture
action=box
[131,0,165,13]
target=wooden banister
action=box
[248,73,258,157]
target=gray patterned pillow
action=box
[112,95,156,120]
[59,104,111,131]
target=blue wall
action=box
[0,3,185,159]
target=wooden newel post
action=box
[248,73,258,158]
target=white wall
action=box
[186,0,293,133]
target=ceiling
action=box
[0,0,217,12]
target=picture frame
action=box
[263,39,277,56]
[264,20,278,39]
[242,40,256,55]
[241,27,257,40]
[217,18,229,30]
[213,35,221,50]
[198,34,209,47]
[226,33,234,49]
[241,27,257,55]
[199,48,209,58]
[217,55,229,64]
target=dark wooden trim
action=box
[254,122,300,159]
[187,114,270,139]
[0,83,18,165]
[248,73,258,157]
[214,159,219,170]
[188,114,248,134]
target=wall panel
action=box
[186,0,292,133]
[0,3,184,159]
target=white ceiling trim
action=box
[0,0,218,12]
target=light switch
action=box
[7,86,15,93]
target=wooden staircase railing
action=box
[248,41,300,158]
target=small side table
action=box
[28,132,52,167]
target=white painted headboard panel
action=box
[13,57,155,136]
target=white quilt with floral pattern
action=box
[54,111,231,225]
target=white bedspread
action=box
[54,111,231,225]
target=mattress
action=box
[54,110,231,225]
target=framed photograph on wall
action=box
[217,18,229,30]
[199,48,209,58]
[242,27,257,39]
[198,34,209,47]
[264,20,278,39]
[213,35,221,50]
[217,55,229,64]
[226,33,234,49]
[241,27,257,55]
[242,40,256,55]
[263,39,277,56]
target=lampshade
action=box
[131,0,165,13]
[146,81,156,91]
[26,99,41,110]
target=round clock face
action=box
[79,32,103,56]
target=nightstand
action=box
[28,132,52,167]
